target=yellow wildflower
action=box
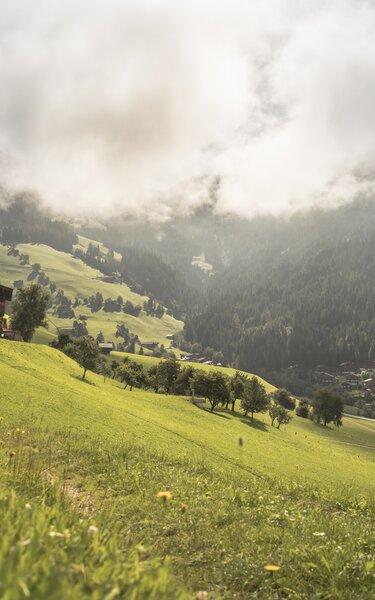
[264,565,281,572]
[156,491,173,501]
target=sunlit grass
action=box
[0,339,374,598]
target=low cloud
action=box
[1,0,375,217]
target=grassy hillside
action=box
[0,243,183,345]
[0,340,374,599]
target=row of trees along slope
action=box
[51,328,345,431]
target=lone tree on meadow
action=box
[73,336,100,380]
[241,376,269,421]
[10,283,50,342]
[311,388,344,427]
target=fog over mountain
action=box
[1,0,375,217]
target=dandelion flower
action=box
[181,503,189,511]
[19,538,31,546]
[264,565,281,572]
[88,525,98,535]
[156,491,172,501]
[49,531,64,538]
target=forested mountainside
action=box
[182,200,375,374]
[184,232,375,370]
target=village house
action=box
[0,283,13,314]
[98,342,115,354]
[0,284,21,340]
[314,371,338,385]
[363,378,375,391]
[338,361,355,371]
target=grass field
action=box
[0,243,183,345]
[0,340,374,599]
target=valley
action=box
[1,195,375,599]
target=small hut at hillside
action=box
[0,284,22,340]
[0,284,13,318]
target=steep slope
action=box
[0,340,374,598]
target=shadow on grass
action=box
[71,374,97,386]
[240,418,268,432]
[198,406,231,419]
[314,423,336,432]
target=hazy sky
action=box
[1,0,375,217]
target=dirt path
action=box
[63,481,95,514]
[44,470,95,514]
[329,439,375,450]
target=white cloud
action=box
[0,0,375,217]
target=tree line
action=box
[50,335,297,428]
[64,338,343,429]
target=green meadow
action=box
[0,243,183,345]
[0,340,374,599]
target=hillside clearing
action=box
[0,243,183,344]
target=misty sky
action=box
[1,0,375,218]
